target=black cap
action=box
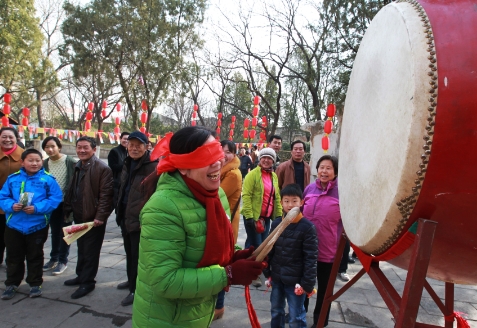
[127,131,148,144]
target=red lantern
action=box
[2,116,9,126]
[251,117,258,127]
[88,102,94,111]
[322,136,329,152]
[192,111,197,118]
[231,116,236,122]
[229,129,234,137]
[22,117,29,126]
[243,130,249,139]
[229,136,233,141]
[262,116,267,124]
[217,120,222,127]
[194,104,198,111]
[114,126,121,134]
[324,120,333,134]
[260,132,266,140]
[3,104,10,115]
[140,126,146,133]
[230,123,235,129]
[86,112,93,120]
[249,130,256,139]
[140,112,147,123]
[85,121,91,130]
[115,117,121,125]
[4,93,11,103]
[252,107,259,117]
[216,127,221,134]
[244,118,250,128]
[141,100,148,110]
[116,103,121,112]
[102,100,107,108]
[22,107,30,117]
[326,104,336,117]
[101,110,107,118]
[253,96,260,105]
[191,120,197,126]
[218,112,223,119]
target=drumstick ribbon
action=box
[444,312,470,328]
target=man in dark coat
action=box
[108,132,129,210]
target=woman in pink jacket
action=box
[302,155,341,327]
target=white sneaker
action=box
[251,277,262,287]
[337,272,350,282]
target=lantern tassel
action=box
[245,285,261,328]
[445,312,471,328]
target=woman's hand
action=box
[232,246,255,262]
[244,218,255,229]
[227,258,263,286]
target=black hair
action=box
[76,136,97,149]
[280,183,303,199]
[268,134,282,143]
[42,136,62,150]
[170,126,216,154]
[0,127,20,139]
[291,140,306,152]
[252,145,257,150]
[220,139,236,154]
[21,149,43,161]
[120,132,130,139]
[316,155,338,176]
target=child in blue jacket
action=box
[0,149,62,300]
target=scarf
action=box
[181,174,234,268]
[1,144,17,156]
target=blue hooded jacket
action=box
[0,167,62,235]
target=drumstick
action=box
[251,207,300,262]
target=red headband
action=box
[152,133,224,175]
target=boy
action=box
[263,184,318,328]
[0,149,62,300]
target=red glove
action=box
[227,258,263,286]
[232,246,255,262]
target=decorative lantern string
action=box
[249,96,260,140]
[191,104,198,126]
[229,115,236,141]
[114,103,121,142]
[21,107,30,137]
[216,112,222,139]
[322,103,336,154]
[85,102,94,132]
[140,100,148,134]
[2,93,12,127]
[259,115,267,146]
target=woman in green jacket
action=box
[132,126,263,328]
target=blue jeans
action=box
[270,279,307,328]
[48,202,71,264]
[244,216,271,249]
[215,289,225,309]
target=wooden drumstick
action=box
[251,207,300,262]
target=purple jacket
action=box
[302,178,342,263]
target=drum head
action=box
[339,2,433,254]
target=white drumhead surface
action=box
[339,2,431,253]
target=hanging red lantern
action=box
[2,116,9,126]
[252,107,259,117]
[253,96,260,105]
[326,104,336,117]
[194,104,198,111]
[116,103,121,112]
[192,111,197,118]
[244,118,250,128]
[260,132,266,140]
[229,136,233,141]
[262,116,267,124]
[231,116,236,122]
[230,123,235,129]
[216,127,221,134]
[229,129,234,137]
[249,130,256,139]
[3,104,10,115]
[251,117,258,127]
[85,121,91,130]
[324,120,333,134]
[243,130,249,139]
[114,126,120,134]
[322,136,329,153]
[141,100,148,110]
[115,117,121,125]
[22,117,29,126]
[86,112,93,120]
[4,93,11,103]
[102,110,107,118]
[217,120,222,127]
[140,126,146,133]
[102,100,107,108]
[217,112,223,119]
[88,102,94,111]
[140,112,148,124]
[191,120,197,126]
[22,107,30,117]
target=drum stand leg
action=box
[314,218,459,328]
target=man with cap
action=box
[115,131,158,306]
[241,147,282,287]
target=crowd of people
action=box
[0,125,354,328]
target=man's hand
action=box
[23,206,35,214]
[12,203,23,212]
[93,219,104,227]
[244,218,255,229]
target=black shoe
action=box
[117,281,129,290]
[348,257,356,264]
[352,251,358,258]
[121,292,134,306]
[64,277,81,286]
[71,286,95,299]
[285,313,290,324]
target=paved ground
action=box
[0,213,476,328]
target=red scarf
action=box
[181,174,234,268]
[1,144,17,156]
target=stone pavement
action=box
[0,213,476,328]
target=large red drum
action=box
[339,0,477,285]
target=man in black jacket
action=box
[115,131,158,306]
[108,131,129,210]
[263,184,317,328]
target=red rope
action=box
[245,285,261,328]
[445,312,471,328]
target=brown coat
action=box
[0,146,24,214]
[64,155,114,223]
[220,155,242,244]
[275,159,311,191]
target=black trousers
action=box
[4,226,48,287]
[0,214,5,264]
[339,240,351,273]
[122,229,140,293]
[313,261,333,327]
[75,223,106,287]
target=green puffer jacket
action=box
[241,166,282,220]
[132,171,231,328]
